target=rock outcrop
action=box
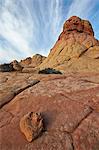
[31,54,46,67]
[20,54,46,67]
[20,57,32,67]
[20,112,44,142]
[20,54,46,73]
[11,60,23,71]
[0,63,14,72]
[0,54,46,73]
[0,60,22,72]
[39,16,99,72]
[63,16,94,36]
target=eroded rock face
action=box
[11,60,23,71]
[39,16,99,72]
[20,54,46,73]
[63,16,94,36]
[20,57,32,67]
[20,112,44,142]
[20,54,46,68]
[31,54,46,67]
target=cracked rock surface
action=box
[0,72,99,150]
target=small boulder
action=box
[20,112,44,142]
[11,60,23,71]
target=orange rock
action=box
[20,54,46,73]
[39,16,99,73]
[20,112,44,142]
[63,16,94,36]
[20,57,32,67]
[11,60,23,71]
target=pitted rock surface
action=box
[63,16,94,36]
[20,112,44,142]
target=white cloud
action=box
[67,0,94,19]
[0,0,35,63]
[0,0,64,63]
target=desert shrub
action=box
[38,68,62,74]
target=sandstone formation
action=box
[20,112,44,142]
[39,16,99,72]
[20,57,32,67]
[31,54,46,67]
[11,60,23,71]
[20,54,46,73]
[0,54,46,73]
[20,53,46,67]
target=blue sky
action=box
[0,0,99,63]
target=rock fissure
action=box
[71,109,93,133]
[59,92,86,106]
[0,80,40,109]
[79,79,99,84]
[70,134,75,150]
[0,110,14,128]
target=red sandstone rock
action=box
[72,112,99,150]
[0,73,99,149]
[63,16,94,36]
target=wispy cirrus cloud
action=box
[67,0,94,18]
[0,0,64,63]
